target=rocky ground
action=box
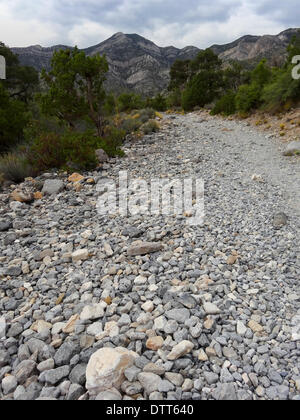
[232,108,300,144]
[0,111,299,400]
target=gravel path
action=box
[0,111,299,400]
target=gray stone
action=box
[0,350,9,368]
[42,366,70,385]
[69,364,86,385]
[203,302,221,315]
[158,380,175,393]
[124,366,141,382]
[273,212,288,229]
[14,360,37,384]
[127,242,162,256]
[203,372,219,385]
[95,389,122,400]
[2,375,18,394]
[37,359,55,373]
[0,317,6,339]
[42,179,65,195]
[54,342,78,366]
[212,383,238,400]
[7,322,23,338]
[284,140,300,156]
[0,221,12,232]
[137,372,162,394]
[67,384,84,400]
[165,308,190,323]
[95,149,109,164]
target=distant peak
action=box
[113,32,125,38]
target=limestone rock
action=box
[72,249,89,263]
[86,347,138,395]
[127,242,162,256]
[42,179,64,195]
[167,340,194,361]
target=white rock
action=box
[154,316,166,331]
[237,321,247,336]
[203,302,221,315]
[87,322,103,336]
[141,301,154,312]
[103,243,113,256]
[167,340,194,361]
[80,303,105,321]
[0,317,6,339]
[72,249,89,263]
[86,347,138,395]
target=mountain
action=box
[11,32,199,95]
[210,28,299,66]
[10,28,299,95]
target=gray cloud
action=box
[0,0,298,48]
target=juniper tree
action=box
[39,47,109,136]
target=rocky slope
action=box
[11,28,299,94]
[0,112,299,400]
[211,28,299,67]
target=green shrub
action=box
[27,132,67,173]
[27,128,125,173]
[102,126,126,157]
[119,117,142,134]
[142,120,160,134]
[182,70,222,111]
[211,91,236,116]
[166,88,182,108]
[139,108,156,123]
[0,151,34,182]
[0,83,30,154]
[147,94,167,111]
[118,93,145,112]
[235,83,261,113]
[262,66,300,113]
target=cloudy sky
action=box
[0,0,299,49]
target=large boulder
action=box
[86,347,138,396]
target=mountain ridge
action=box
[10,28,299,95]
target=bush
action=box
[211,91,236,116]
[119,117,142,134]
[27,128,125,173]
[147,94,167,111]
[182,70,222,111]
[166,88,182,108]
[27,132,67,173]
[262,66,300,113]
[0,83,30,153]
[139,108,156,123]
[102,126,126,157]
[118,93,145,112]
[235,83,261,114]
[0,151,34,182]
[142,120,160,134]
